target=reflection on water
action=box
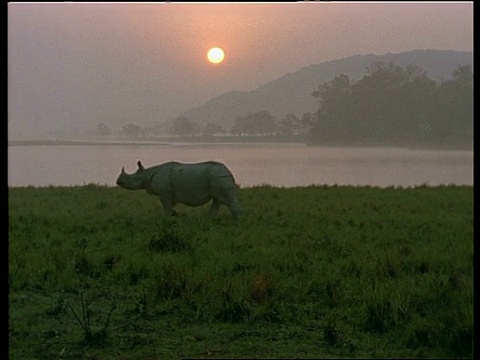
[8,143,473,188]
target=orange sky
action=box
[8,2,473,138]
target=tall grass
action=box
[9,184,473,359]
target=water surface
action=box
[8,143,473,188]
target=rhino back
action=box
[147,162,236,207]
[207,162,237,189]
[169,163,215,206]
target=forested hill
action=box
[177,50,472,130]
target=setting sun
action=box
[207,47,225,64]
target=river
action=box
[7,143,473,188]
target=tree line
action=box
[95,111,311,139]
[166,110,312,138]
[309,62,473,147]
[95,62,472,147]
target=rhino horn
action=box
[137,161,145,171]
[121,166,125,173]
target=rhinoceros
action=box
[116,160,243,219]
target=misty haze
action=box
[8,47,474,188]
[8,3,473,146]
[8,3,473,359]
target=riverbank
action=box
[8,137,473,151]
[8,139,171,147]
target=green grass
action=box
[8,184,473,359]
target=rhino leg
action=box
[209,199,220,217]
[212,191,243,220]
[158,196,178,217]
[227,199,243,220]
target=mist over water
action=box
[8,144,473,188]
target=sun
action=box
[207,47,225,64]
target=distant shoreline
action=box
[7,139,171,147]
[8,138,473,151]
[7,137,307,147]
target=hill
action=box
[176,49,473,131]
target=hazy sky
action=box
[8,1,473,139]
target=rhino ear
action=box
[121,166,125,174]
[137,161,144,171]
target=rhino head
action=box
[116,160,147,190]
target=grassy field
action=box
[8,184,473,359]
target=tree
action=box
[310,74,352,143]
[231,110,276,135]
[300,112,315,133]
[429,65,473,145]
[122,124,141,139]
[349,62,413,143]
[253,110,276,135]
[308,62,447,146]
[392,66,438,144]
[169,117,201,137]
[203,121,226,137]
[451,66,473,141]
[278,113,300,136]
